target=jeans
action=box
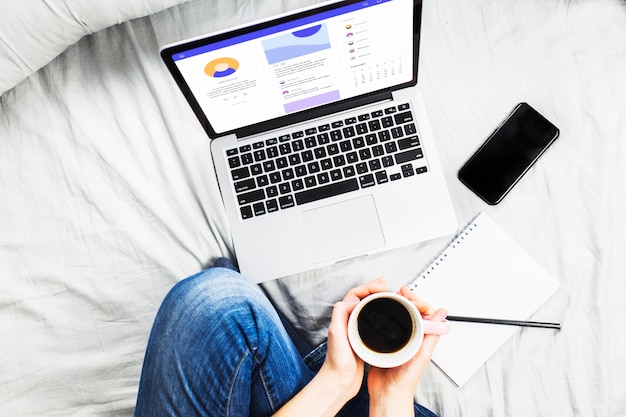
[134,259,438,417]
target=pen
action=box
[446,315,561,330]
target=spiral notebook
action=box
[409,212,559,386]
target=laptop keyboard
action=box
[225,102,428,220]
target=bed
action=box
[1,0,625,415]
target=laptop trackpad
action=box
[302,195,385,264]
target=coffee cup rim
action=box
[348,292,424,368]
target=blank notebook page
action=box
[409,212,559,386]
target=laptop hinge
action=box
[237,90,393,139]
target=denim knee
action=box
[157,267,274,332]
[135,267,295,417]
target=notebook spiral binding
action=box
[408,214,481,291]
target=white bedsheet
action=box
[1,0,626,416]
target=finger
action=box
[419,326,443,358]
[399,286,436,316]
[329,298,360,329]
[342,277,388,302]
[415,307,448,362]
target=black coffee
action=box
[357,298,413,353]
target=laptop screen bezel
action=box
[160,0,422,139]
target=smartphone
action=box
[458,102,559,205]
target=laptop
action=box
[161,0,457,283]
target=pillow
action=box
[0,0,189,96]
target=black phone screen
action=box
[458,103,559,205]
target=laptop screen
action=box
[162,0,419,137]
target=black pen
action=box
[446,315,561,330]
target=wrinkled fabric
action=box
[1,0,626,416]
[0,0,191,96]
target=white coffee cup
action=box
[347,292,450,368]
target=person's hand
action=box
[273,278,390,417]
[367,286,448,416]
[318,277,389,399]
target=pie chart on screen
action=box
[205,57,239,78]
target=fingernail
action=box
[438,309,449,320]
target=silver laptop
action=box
[161,0,457,283]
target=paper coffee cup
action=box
[347,292,450,368]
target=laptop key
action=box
[240,206,253,219]
[395,148,423,164]
[304,176,317,188]
[266,185,278,198]
[356,162,369,174]
[254,149,266,161]
[292,140,305,152]
[381,116,394,128]
[368,119,382,131]
[343,166,356,177]
[385,106,397,114]
[394,111,414,125]
[343,126,356,138]
[251,164,262,176]
[235,178,257,193]
[375,170,389,184]
[279,183,291,194]
[302,150,314,162]
[269,172,282,184]
[346,152,359,164]
[241,153,254,165]
[330,169,343,181]
[257,175,269,188]
[398,136,420,150]
[317,132,330,144]
[391,127,404,139]
[404,123,417,135]
[238,189,265,205]
[276,157,288,169]
[282,168,295,180]
[295,178,359,205]
[279,195,295,209]
[295,165,307,177]
[359,174,376,188]
[369,159,382,171]
[330,130,343,141]
[266,199,279,213]
[292,179,305,191]
[382,156,395,167]
[232,167,250,180]
[253,202,266,216]
[263,160,276,172]
[305,137,317,148]
[317,172,330,184]
[378,130,391,142]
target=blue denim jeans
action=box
[134,259,437,417]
